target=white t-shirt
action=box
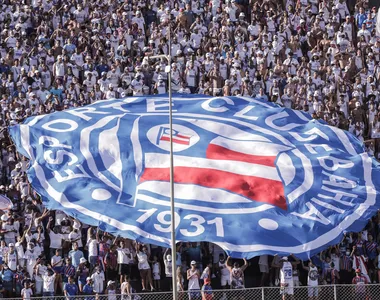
[91,271,105,293]
[87,239,98,257]
[21,288,33,299]
[117,248,131,264]
[43,274,56,292]
[7,251,17,271]
[68,231,82,248]
[15,242,24,260]
[3,223,16,239]
[308,266,318,287]
[49,232,63,249]
[137,252,150,270]
[219,261,230,277]
[55,211,66,225]
[51,255,63,267]
[280,261,293,286]
[0,246,9,258]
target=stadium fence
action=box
[8,284,380,300]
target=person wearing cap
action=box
[105,280,117,299]
[24,240,39,278]
[163,248,173,290]
[132,10,145,34]
[98,71,110,93]
[351,244,371,282]
[52,54,65,79]
[154,74,167,94]
[77,257,89,292]
[278,255,293,299]
[82,277,95,297]
[90,265,105,294]
[4,242,17,272]
[352,268,368,297]
[131,74,144,96]
[187,260,201,299]
[300,260,319,299]
[1,261,14,297]
[105,83,116,99]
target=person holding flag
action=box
[279,256,293,300]
[301,260,319,300]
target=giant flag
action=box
[9,95,380,259]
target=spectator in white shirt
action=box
[47,217,63,259]
[86,231,99,272]
[91,266,105,294]
[51,249,63,294]
[20,281,33,300]
[42,267,56,297]
[117,240,132,286]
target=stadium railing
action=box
[7,284,380,300]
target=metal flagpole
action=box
[167,20,178,300]
[148,19,177,300]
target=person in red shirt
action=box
[201,278,214,300]
[352,269,368,299]
[104,245,118,281]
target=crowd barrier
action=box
[7,284,380,300]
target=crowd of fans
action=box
[0,0,379,298]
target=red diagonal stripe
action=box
[160,136,190,145]
[206,144,276,167]
[140,167,287,209]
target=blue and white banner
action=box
[9,95,380,259]
[0,195,13,211]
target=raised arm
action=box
[163,248,170,260]
[187,269,192,280]
[46,217,53,234]
[134,241,140,253]
[112,235,118,245]
[35,208,49,224]
[290,254,300,264]
[241,258,248,271]
[301,260,309,271]
[25,215,34,236]
[226,256,232,272]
